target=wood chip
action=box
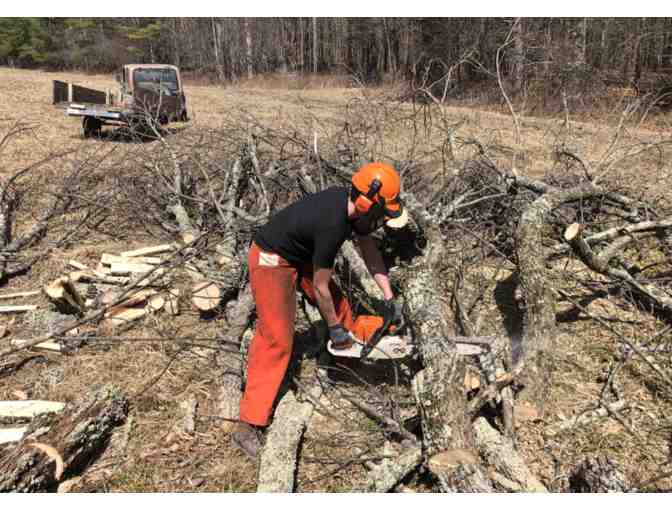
[10,339,62,353]
[101,254,162,266]
[109,262,155,275]
[0,305,38,313]
[0,427,27,445]
[0,290,40,300]
[0,400,65,418]
[165,289,180,316]
[68,260,90,271]
[121,244,174,258]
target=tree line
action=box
[1,18,671,97]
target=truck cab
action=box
[56,63,189,138]
[116,64,188,123]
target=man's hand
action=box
[383,298,404,329]
[329,324,353,350]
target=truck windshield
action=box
[133,68,179,92]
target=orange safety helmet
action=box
[351,162,408,228]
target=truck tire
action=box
[82,117,102,139]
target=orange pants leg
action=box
[239,243,298,427]
[298,263,355,331]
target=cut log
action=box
[103,288,157,308]
[43,277,85,315]
[0,291,39,300]
[0,385,128,492]
[0,305,38,313]
[565,222,672,314]
[0,427,27,445]
[472,417,547,492]
[10,340,62,353]
[67,260,90,271]
[147,294,165,313]
[257,385,322,492]
[109,262,156,275]
[191,281,222,312]
[129,268,166,287]
[69,270,129,286]
[0,400,65,419]
[102,307,147,330]
[100,254,162,266]
[121,244,174,258]
[549,216,672,256]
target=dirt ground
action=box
[1,67,672,492]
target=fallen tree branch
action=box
[564,222,672,313]
[472,417,547,492]
[359,444,423,492]
[544,400,628,438]
[257,384,323,492]
[0,386,128,492]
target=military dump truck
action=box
[53,64,189,138]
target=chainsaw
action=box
[327,313,414,360]
[326,315,493,360]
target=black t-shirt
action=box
[255,187,351,269]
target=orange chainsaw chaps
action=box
[351,315,384,344]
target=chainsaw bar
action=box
[327,335,414,360]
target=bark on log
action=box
[514,183,606,412]
[218,285,254,431]
[361,444,423,492]
[568,455,629,492]
[472,417,547,492]
[403,193,492,492]
[257,385,322,492]
[0,385,128,492]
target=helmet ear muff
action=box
[353,178,382,214]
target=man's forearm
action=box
[356,236,394,300]
[314,284,339,327]
[373,272,394,301]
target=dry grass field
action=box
[1,67,672,492]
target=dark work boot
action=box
[231,421,264,462]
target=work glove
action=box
[383,298,405,330]
[329,324,353,350]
